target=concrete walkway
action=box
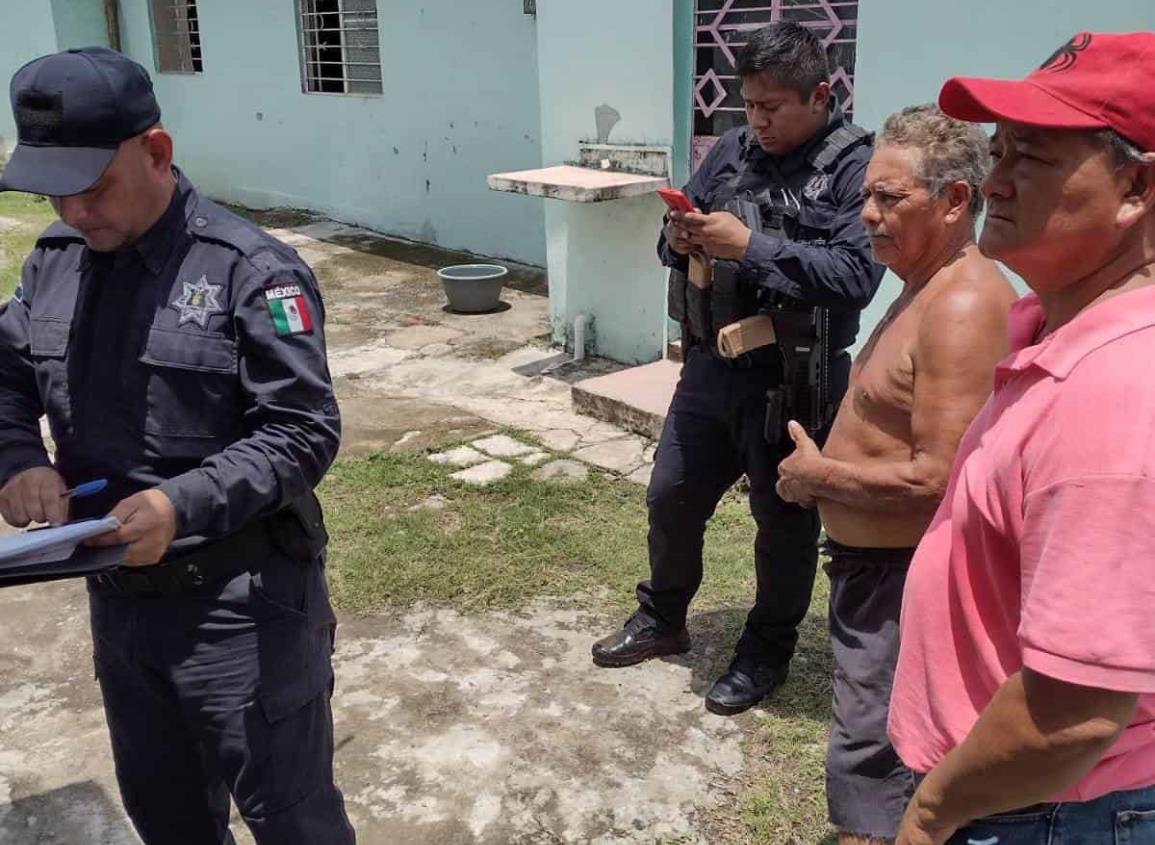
[0,579,751,845]
[273,220,659,484]
[0,217,767,845]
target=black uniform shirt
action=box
[658,102,884,350]
[0,170,340,548]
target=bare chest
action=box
[846,311,918,426]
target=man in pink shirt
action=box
[890,32,1155,845]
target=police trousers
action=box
[636,343,848,665]
[89,553,356,845]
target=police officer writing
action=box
[592,23,884,716]
[0,49,355,843]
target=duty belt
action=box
[91,517,273,595]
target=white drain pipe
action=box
[573,312,590,363]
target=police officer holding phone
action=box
[0,48,355,843]
[592,23,883,716]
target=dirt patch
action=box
[223,203,321,230]
[326,233,548,297]
[0,583,757,845]
[332,602,751,844]
[336,392,491,458]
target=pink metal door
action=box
[692,0,860,172]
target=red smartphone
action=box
[657,187,695,214]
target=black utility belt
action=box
[91,517,273,596]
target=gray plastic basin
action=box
[437,264,508,313]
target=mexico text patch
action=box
[265,282,314,336]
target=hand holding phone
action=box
[657,187,695,214]
[659,188,701,258]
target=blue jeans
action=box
[947,785,1155,844]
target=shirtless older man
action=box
[776,104,1017,843]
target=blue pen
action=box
[60,478,108,499]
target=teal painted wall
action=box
[0,0,108,158]
[49,0,109,51]
[534,0,676,363]
[852,1,1155,350]
[0,2,69,157]
[116,0,546,265]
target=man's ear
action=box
[141,127,174,176]
[1117,154,1155,231]
[942,180,973,225]
[810,81,831,113]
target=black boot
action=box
[705,657,788,715]
[591,612,691,668]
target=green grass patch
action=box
[319,443,836,845]
[319,447,761,614]
[0,192,57,295]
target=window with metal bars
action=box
[149,0,203,74]
[691,0,860,171]
[298,0,383,96]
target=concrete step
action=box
[571,359,682,440]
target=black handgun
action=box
[762,306,833,447]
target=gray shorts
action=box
[824,540,916,841]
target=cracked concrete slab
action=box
[429,446,489,468]
[471,435,537,458]
[332,603,746,844]
[570,437,648,476]
[338,394,489,459]
[533,460,589,483]
[450,460,513,486]
[0,586,751,844]
[627,464,655,487]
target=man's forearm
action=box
[911,671,1134,835]
[806,454,943,513]
[740,232,882,309]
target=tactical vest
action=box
[667,123,871,344]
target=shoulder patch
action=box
[264,279,314,336]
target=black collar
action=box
[129,169,195,275]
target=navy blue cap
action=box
[0,47,161,196]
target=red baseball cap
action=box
[939,32,1155,152]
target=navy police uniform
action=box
[638,102,884,669]
[0,171,356,844]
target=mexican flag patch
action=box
[265,282,314,336]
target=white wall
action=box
[117,0,546,265]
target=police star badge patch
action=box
[172,275,223,328]
[803,173,829,201]
[265,282,314,336]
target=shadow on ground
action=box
[660,605,833,725]
[0,780,139,845]
[223,202,549,297]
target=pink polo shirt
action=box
[890,285,1155,802]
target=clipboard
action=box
[0,517,126,587]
